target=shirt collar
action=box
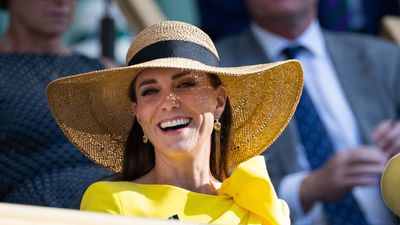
[250,20,326,60]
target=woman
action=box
[47,21,303,224]
[0,0,110,208]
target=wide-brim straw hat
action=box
[381,153,400,216]
[46,21,303,173]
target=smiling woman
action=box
[46,20,303,224]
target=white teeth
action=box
[160,118,190,129]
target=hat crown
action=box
[125,21,219,65]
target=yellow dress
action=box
[81,156,290,224]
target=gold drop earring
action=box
[142,134,149,143]
[214,119,221,132]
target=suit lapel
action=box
[324,31,385,144]
[232,30,272,66]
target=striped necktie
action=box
[282,46,369,225]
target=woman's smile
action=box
[158,117,192,131]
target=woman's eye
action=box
[178,80,196,88]
[141,88,158,96]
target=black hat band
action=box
[128,40,220,67]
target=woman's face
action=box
[9,0,77,37]
[132,68,226,157]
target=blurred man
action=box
[216,0,400,224]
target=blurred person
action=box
[0,0,110,208]
[198,0,400,41]
[216,0,400,224]
[46,20,304,224]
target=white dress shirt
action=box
[251,21,395,225]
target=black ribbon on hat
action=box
[127,40,220,67]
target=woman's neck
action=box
[0,28,71,54]
[135,147,221,194]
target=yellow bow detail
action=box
[218,156,290,225]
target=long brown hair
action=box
[115,73,232,181]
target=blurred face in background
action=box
[8,0,77,37]
[245,0,317,25]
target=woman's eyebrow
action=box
[138,79,156,88]
[172,71,192,80]
[138,71,193,87]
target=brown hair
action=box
[116,73,232,181]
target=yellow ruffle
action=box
[218,156,290,225]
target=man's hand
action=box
[372,119,400,158]
[300,147,386,211]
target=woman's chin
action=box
[155,141,197,155]
[162,145,193,154]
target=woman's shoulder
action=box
[84,180,141,194]
[81,181,143,214]
[83,180,172,202]
[81,181,184,216]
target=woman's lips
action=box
[158,117,192,132]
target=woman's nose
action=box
[161,92,180,111]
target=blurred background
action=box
[1,0,399,65]
[0,0,200,65]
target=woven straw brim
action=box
[47,57,303,173]
[381,153,400,216]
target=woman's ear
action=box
[132,103,140,122]
[215,86,227,119]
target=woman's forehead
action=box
[135,68,209,82]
